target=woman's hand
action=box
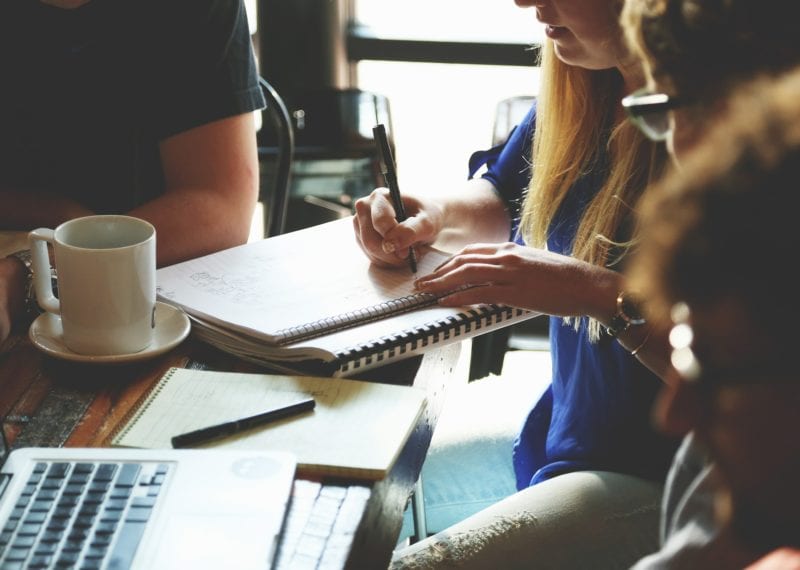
[353,178,512,269]
[352,187,445,269]
[414,242,619,319]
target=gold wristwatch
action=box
[605,291,646,338]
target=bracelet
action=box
[629,328,652,357]
[6,249,40,322]
[6,249,57,323]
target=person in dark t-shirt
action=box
[0,0,265,343]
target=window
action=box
[353,0,538,44]
[352,1,543,195]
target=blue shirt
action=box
[469,102,678,489]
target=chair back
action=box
[259,76,294,238]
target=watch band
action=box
[7,249,40,321]
[606,290,646,338]
[7,249,57,322]
[8,249,33,274]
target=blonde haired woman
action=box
[354,0,677,567]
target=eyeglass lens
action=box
[631,112,671,142]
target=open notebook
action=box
[156,217,537,376]
[109,367,427,480]
[0,447,296,570]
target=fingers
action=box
[416,260,510,295]
[353,188,424,266]
[418,246,508,284]
[413,243,521,306]
[352,211,402,268]
[353,189,403,267]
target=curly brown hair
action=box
[628,69,800,336]
[622,0,800,102]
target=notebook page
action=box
[111,368,310,449]
[156,218,450,344]
[112,368,427,479]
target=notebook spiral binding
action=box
[107,367,178,446]
[275,291,440,345]
[335,304,529,374]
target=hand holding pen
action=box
[373,123,418,273]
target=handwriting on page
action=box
[156,218,452,341]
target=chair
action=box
[468,94,541,381]
[258,76,294,238]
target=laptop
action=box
[0,447,296,570]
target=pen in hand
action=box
[171,397,316,449]
[373,123,418,274]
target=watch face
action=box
[621,295,646,325]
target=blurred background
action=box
[248,0,544,237]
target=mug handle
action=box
[28,229,59,315]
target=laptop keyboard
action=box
[0,460,169,570]
[275,480,371,570]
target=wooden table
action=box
[1,230,467,569]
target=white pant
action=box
[391,470,663,569]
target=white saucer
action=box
[29,302,191,364]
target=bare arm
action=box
[434,178,514,250]
[0,110,259,343]
[131,112,259,267]
[414,242,674,382]
[0,111,259,267]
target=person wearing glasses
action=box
[617,0,800,567]
[0,0,263,344]
[625,69,800,568]
[379,0,681,567]
[621,0,800,154]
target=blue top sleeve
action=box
[467,103,537,241]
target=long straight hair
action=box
[519,40,665,341]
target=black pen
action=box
[171,397,316,448]
[373,123,418,273]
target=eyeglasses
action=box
[669,302,797,394]
[621,89,686,142]
[668,302,702,382]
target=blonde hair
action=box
[519,40,664,341]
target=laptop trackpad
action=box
[155,514,277,569]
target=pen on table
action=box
[373,123,418,274]
[171,397,316,449]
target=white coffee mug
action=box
[29,215,157,356]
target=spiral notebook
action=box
[110,367,426,480]
[156,217,537,377]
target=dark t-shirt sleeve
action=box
[148,0,265,140]
[0,0,265,213]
